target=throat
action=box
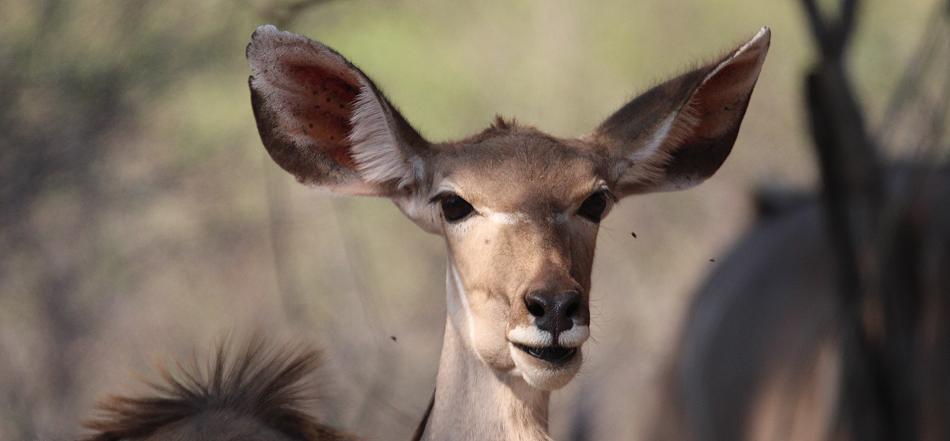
[421,316,551,441]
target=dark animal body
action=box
[652,0,950,437]
[654,167,950,441]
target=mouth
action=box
[513,343,577,365]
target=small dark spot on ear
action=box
[390,336,397,342]
[309,123,314,129]
[630,232,637,238]
[314,104,321,109]
[338,103,345,109]
[329,135,335,140]
[709,258,716,262]
[325,97,331,103]
[484,239,490,245]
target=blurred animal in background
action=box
[243,24,768,441]
[81,336,358,441]
[653,1,950,440]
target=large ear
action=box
[247,25,430,196]
[586,27,770,196]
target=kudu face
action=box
[432,133,605,388]
[247,25,769,390]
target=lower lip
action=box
[513,343,577,365]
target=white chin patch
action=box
[509,344,582,391]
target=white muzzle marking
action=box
[508,325,553,347]
[557,325,590,348]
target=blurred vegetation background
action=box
[0,0,940,439]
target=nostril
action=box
[564,297,580,320]
[528,303,545,317]
[525,294,545,318]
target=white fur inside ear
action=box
[628,113,675,163]
[616,102,701,184]
[627,29,767,191]
[348,81,418,188]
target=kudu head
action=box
[246,25,769,390]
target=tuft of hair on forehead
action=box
[491,115,519,131]
[460,115,541,145]
[81,335,355,441]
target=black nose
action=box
[525,290,582,338]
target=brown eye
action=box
[440,194,474,223]
[577,191,610,222]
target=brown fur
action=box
[81,337,357,441]
[245,25,770,440]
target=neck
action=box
[419,264,551,441]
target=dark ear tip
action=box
[718,26,770,72]
[745,27,771,53]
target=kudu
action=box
[83,26,771,441]
[243,25,768,440]
[653,1,950,440]
[652,169,950,441]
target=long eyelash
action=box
[602,189,618,203]
[428,192,452,204]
